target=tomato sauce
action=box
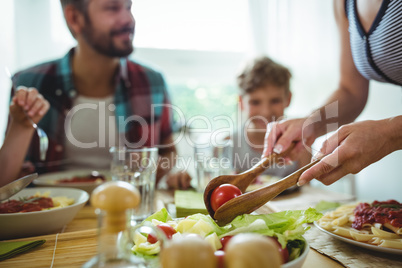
[352,200,402,230]
[0,196,54,213]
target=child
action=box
[234,56,310,177]
[0,87,49,187]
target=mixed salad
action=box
[132,207,322,264]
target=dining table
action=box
[2,184,399,268]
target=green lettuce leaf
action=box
[143,208,172,223]
[226,208,322,248]
[185,213,229,236]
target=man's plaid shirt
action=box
[10,48,174,173]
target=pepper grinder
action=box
[83,181,140,267]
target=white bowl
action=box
[282,240,309,268]
[0,187,89,240]
[33,169,110,194]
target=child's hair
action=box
[237,56,291,95]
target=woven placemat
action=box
[305,225,402,268]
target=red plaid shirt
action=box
[11,48,173,174]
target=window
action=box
[132,0,249,52]
[131,0,250,131]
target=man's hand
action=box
[166,171,192,190]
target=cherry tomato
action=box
[147,223,177,244]
[219,236,233,251]
[269,237,289,263]
[210,184,242,212]
[214,250,225,268]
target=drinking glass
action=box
[109,147,158,223]
[194,140,233,192]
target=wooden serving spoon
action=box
[203,143,296,220]
[212,159,319,226]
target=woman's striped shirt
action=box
[346,0,402,86]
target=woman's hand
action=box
[298,118,402,186]
[262,117,318,161]
[9,86,50,127]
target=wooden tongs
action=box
[203,144,318,226]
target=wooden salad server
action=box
[203,143,296,221]
[212,159,319,226]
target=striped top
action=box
[346,0,402,86]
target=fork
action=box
[24,112,49,161]
[5,67,49,161]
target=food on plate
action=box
[57,171,106,184]
[210,184,242,211]
[0,192,74,214]
[317,200,402,249]
[225,233,282,268]
[160,234,217,268]
[131,207,322,266]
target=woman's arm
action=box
[263,0,370,158]
[317,0,369,130]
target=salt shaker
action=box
[83,181,140,267]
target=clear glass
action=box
[109,147,158,223]
[194,140,233,192]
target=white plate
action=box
[33,169,111,194]
[314,221,402,255]
[0,187,89,240]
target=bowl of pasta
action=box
[0,187,89,240]
[315,200,402,255]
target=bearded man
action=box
[10,0,177,185]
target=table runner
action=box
[1,229,97,267]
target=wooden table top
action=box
[1,186,351,267]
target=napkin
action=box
[175,190,208,218]
[0,240,46,261]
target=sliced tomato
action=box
[147,233,158,244]
[219,236,233,251]
[157,223,176,239]
[147,223,177,244]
